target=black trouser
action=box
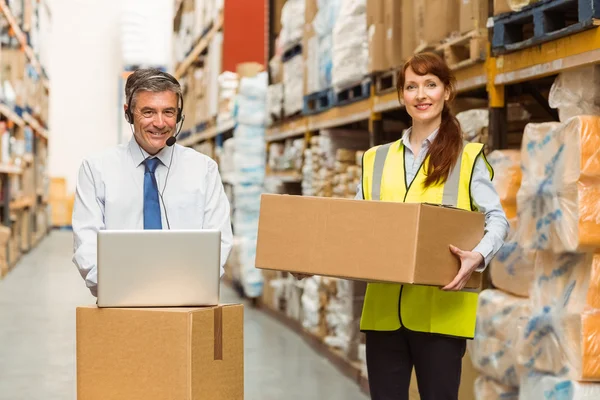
[365,328,466,400]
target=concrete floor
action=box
[0,231,368,400]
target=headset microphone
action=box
[166,114,185,147]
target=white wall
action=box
[48,0,124,193]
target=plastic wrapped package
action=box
[549,65,600,122]
[233,210,260,239]
[490,219,536,298]
[457,109,489,145]
[301,276,323,334]
[239,237,263,298]
[487,150,522,219]
[283,54,304,116]
[519,252,600,380]
[517,117,600,253]
[324,279,354,352]
[468,289,531,387]
[519,373,600,400]
[331,1,368,90]
[280,0,305,49]
[233,183,262,212]
[267,83,283,122]
[474,376,519,400]
[236,96,267,127]
[238,71,268,100]
[313,0,341,89]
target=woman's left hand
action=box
[442,245,484,291]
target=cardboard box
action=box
[460,0,490,33]
[367,0,385,26]
[401,0,417,60]
[416,0,460,46]
[494,0,512,15]
[368,23,387,73]
[256,195,483,289]
[77,304,244,400]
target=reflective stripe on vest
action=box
[359,140,492,339]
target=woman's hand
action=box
[442,245,484,291]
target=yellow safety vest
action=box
[359,139,493,339]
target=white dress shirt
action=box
[355,128,509,271]
[72,136,233,297]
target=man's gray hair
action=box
[125,68,182,110]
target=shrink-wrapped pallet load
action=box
[474,376,519,400]
[549,65,600,122]
[517,117,600,253]
[518,252,600,381]
[519,373,600,400]
[487,150,521,220]
[468,289,531,387]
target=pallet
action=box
[492,0,600,54]
[373,69,399,95]
[334,78,371,107]
[302,88,335,115]
[436,29,487,70]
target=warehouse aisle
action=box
[0,231,368,400]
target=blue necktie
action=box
[143,158,162,230]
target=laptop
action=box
[96,230,221,308]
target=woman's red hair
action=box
[396,52,462,188]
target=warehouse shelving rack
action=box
[0,0,52,277]
[171,9,235,151]
[173,0,600,395]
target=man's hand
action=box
[291,273,313,280]
[442,245,484,291]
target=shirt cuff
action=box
[472,242,494,272]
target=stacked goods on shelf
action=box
[279,0,305,50]
[515,112,600,396]
[331,149,361,199]
[191,31,223,127]
[460,0,489,33]
[487,150,536,298]
[267,138,304,176]
[172,0,223,65]
[217,71,239,124]
[457,109,489,150]
[0,223,10,278]
[367,0,404,73]
[332,0,367,90]
[281,0,305,116]
[305,0,340,94]
[467,146,531,399]
[548,65,600,123]
[415,0,460,50]
[232,71,268,298]
[48,177,73,228]
[302,129,369,197]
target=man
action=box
[72,68,233,297]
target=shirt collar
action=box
[399,127,440,152]
[128,135,173,167]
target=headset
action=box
[124,72,186,146]
[125,71,187,229]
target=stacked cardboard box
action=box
[302,130,369,197]
[331,149,361,199]
[0,226,11,278]
[49,177,73,227]
[367,0,406,73]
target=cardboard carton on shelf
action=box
[256,194,484,289]
[77,304,244,400]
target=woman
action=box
[357,52,509,400]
